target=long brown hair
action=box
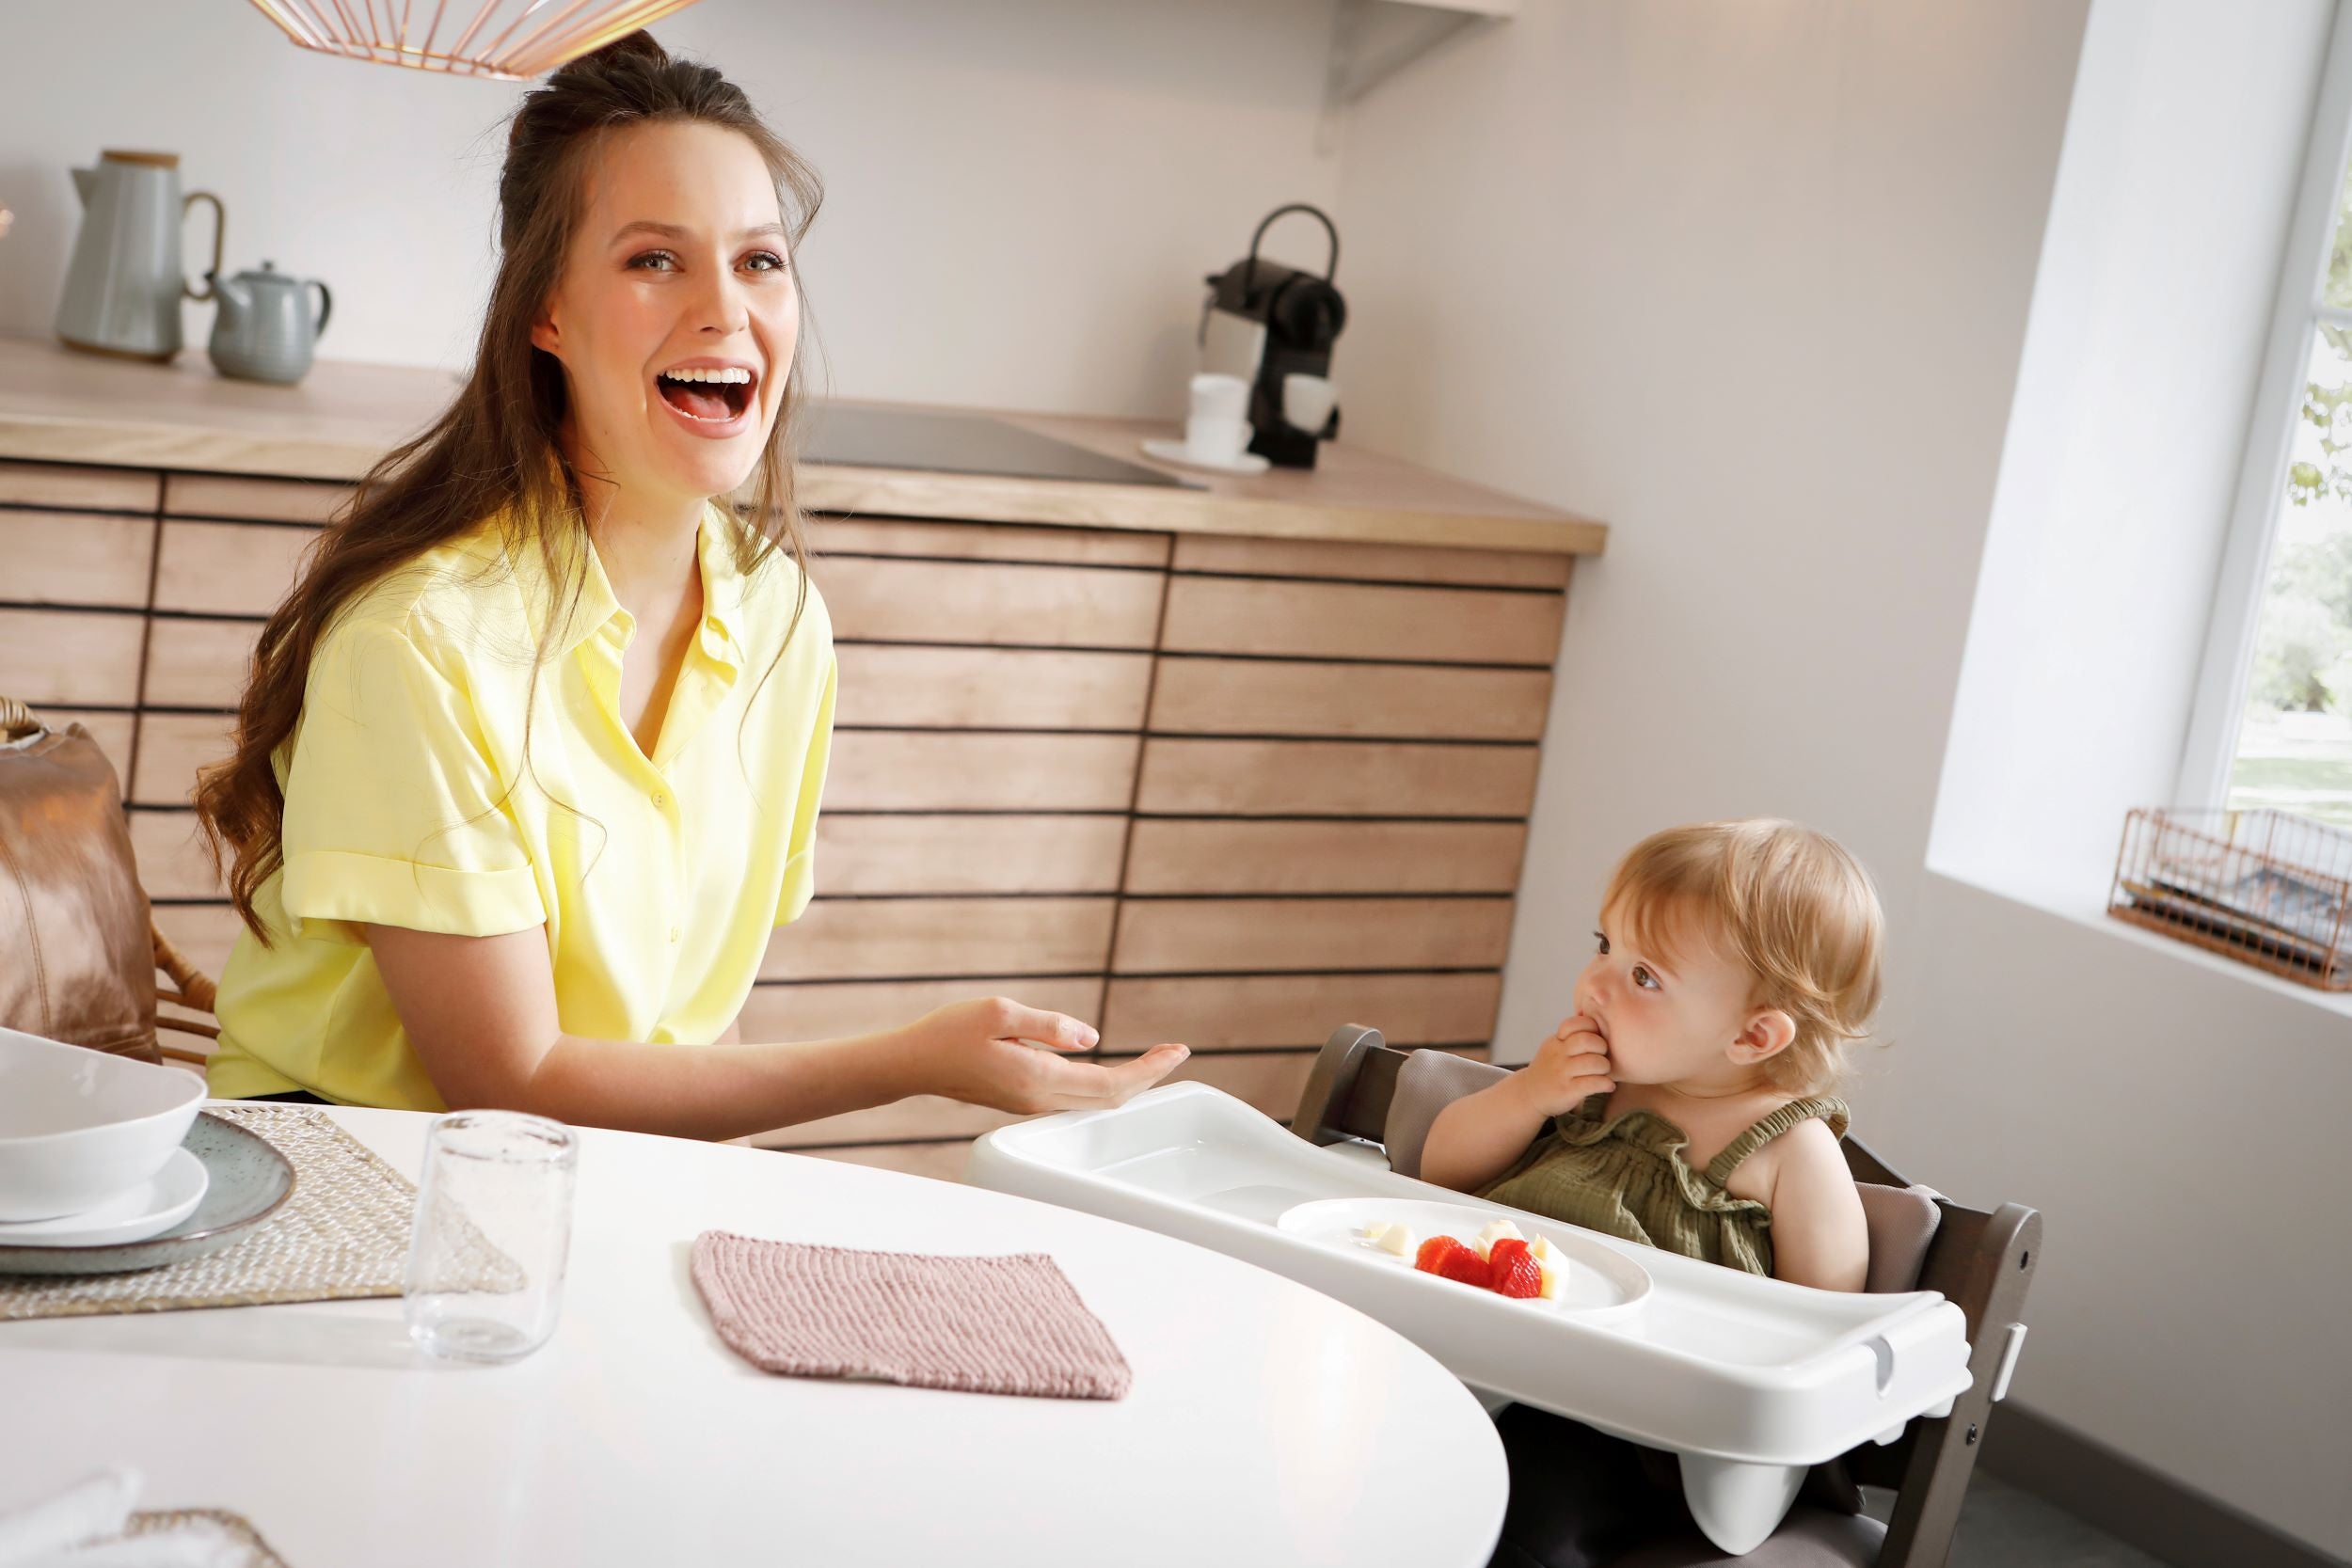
[195,30,823,942]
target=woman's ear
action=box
[1727,1008,1797,1066]
[529,306,561,357]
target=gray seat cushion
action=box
[1857,1183,1941,1295]
[1383,1047,1510,1180]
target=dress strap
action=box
[1703,1096,1851,1188]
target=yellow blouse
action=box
[205,501,835,1110]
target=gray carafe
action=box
[55,150,225,361]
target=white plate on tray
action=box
[1277,1197,1653,1323]
[0,1147,208,1247]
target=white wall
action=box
[1898,2,2352,1549]
[0,0,1342,416]
[1333,0,2352,1555]
[1330,0,2084,1052]
[1929,0,2332,905]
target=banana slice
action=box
[1473,1217,1526,1259]
[1360,1221,1416,1258]
[1529,1235,1566,1299]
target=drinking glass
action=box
[403,1110,577,1363]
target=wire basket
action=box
[2108,807,2352,989]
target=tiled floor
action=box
[1865,1475,2170,1567]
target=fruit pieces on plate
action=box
[1386,1216,1565,1301]
[1414,1234,1493,1287]
[1487,1238,1544,1299]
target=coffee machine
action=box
[1199,203,1344,468]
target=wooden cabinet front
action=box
[5,462,1557,1174]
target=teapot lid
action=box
[228,260,300,285]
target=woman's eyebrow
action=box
[610,219,789,245]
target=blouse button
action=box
[668,926,681,943]
[652,791,667,808]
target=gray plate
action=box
[0,1113,295,1276]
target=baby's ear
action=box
[1727,1008,1797,1066]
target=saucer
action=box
[0,1147,209,1247]
[0,1114,294,1275]
[1139,436,1271,476]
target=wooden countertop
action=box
[0,336,1604,555]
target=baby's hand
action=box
[1513,1014,1614,1117]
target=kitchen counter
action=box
[0,336,1604,555]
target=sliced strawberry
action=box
[1487,1238,1532,1275]
[1489,1246,1544,1299]
[1438,1239,1492,1288]
[1413,1235,1488,1287]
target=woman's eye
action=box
[1632,965,1660,991]
[743,250,787,272]
[628,250,677,271]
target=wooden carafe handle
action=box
[183,190,224,303]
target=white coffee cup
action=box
[1185,413,1253,463]
[1188,372,1250,422]
[1282,372,1338,434]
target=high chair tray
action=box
[968,1083,1975,1556]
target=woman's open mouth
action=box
[654,364,758,436]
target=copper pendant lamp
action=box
[245,0,707,80]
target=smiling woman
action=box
[189,31,1187,1138]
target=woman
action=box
[194,32,1187,1138]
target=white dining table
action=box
[0,1104,1506,1567]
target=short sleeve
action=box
[774,652,837,927]
[277,617,547,944]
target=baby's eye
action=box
[1593,930,1611,956]
[1632,965,1661,991]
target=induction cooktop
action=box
[797,404,1190,489]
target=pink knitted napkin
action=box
[690,1230,1133,1401]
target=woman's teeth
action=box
[656,367,754,423]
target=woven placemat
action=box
[125,1506,293,1566]
[0,1105,441,1321]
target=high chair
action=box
[1290,1026,2042,1568]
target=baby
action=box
[1423,817,1884,1292]
[1424,819,1887,1565]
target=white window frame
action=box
[2182,0,2352,807]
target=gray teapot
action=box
[208,261,332,385]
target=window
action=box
[2189,12,2352,826]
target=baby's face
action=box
[1571,897,1764,1088]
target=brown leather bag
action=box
[0,698,161,1060]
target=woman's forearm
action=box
[463,1028,920,1142]
[367,922,922,1138]
[366,926,1177,1138]
[1419,1077,1549,1194]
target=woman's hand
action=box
[898,996,1189,1115]
[1510,1014,1615,1118]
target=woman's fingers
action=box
[990,999,1098,1053]
[1032,1042,1189,1109]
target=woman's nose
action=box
[691,266,751,334]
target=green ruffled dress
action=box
[1477,1093,1851,1277]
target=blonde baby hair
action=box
[1601,818,1884,1095]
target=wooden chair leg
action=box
[152,922,218,1014]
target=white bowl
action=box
[0,1027,205,1221]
